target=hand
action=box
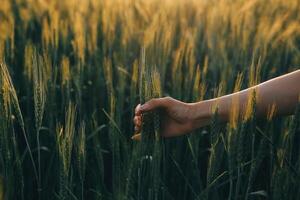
[132,97,211,140]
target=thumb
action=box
[140,97,170,112]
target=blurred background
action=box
[0,0,300,199]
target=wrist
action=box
[188,100,214,129]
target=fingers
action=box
[135,97,171,115]
[131,133,141,141]
[133,115,142,134]
[133,116,142,126]
[140,97,171,112]
[132,97,172,141]
[133,104,142,140]
[135,104,142,116]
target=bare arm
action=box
[191,69,300,127]
[133,69,300,139]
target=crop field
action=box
[0,0,300,199]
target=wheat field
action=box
[0,0,300,199]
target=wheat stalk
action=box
[32,51,46,192]
[0,62,39,190]
[57,103,76,200]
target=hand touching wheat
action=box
[132,69,300,140]
[132,97,211,140]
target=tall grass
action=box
[0,0,299,199]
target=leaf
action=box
[249,190,268,197]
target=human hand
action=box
[132,97,210,140]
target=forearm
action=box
[254,69,300,117]
[191,69,300,127]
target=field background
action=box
[0,0,300,199]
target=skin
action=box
[132,69,300,140]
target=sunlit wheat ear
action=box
[57,103,76,199]
[267,103,277,121]
[151,68,161,98]
[243,60,261,122]
[1,67,11,116]
[243,88,256,122]
[139,47,146,104]
[42,17,51,49]
[0,41,4,61]
[192,65,201,101]
[32,50,46,188]
[61,103,76,175]
[42,51,52,82]
[249,57,261,87]
[229,72,243,129]
[50,9,59,49]
[151,69,161,141]
[61,56,71,87]
[87,12,99,54]
[131,59,139,94]
[72,12,86,63]
[0,3,14,56]
[0,62,39,184]
[103,57,114,95]
[32,51,46,131]
[0,63,24,128]
[24,43,34,81]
